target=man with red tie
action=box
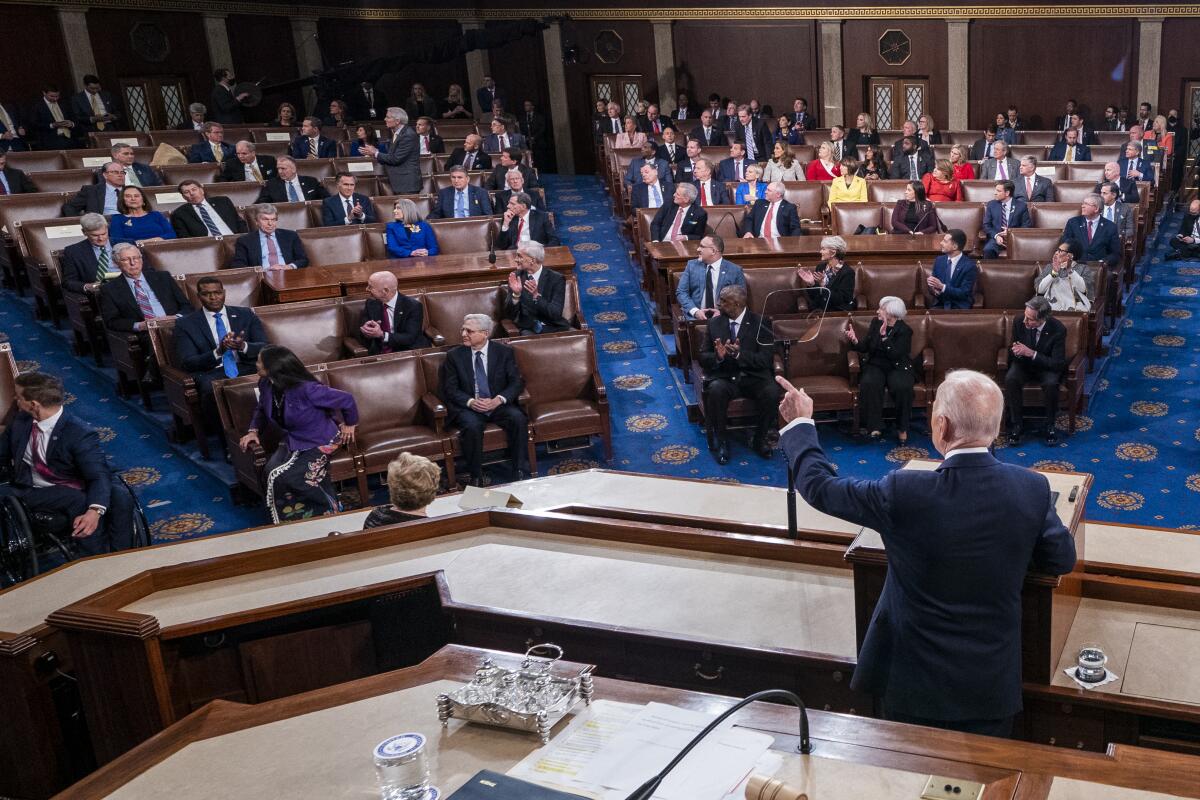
[741,182,802,238]
[650,183,708,242]
[414,117,445,155]
[691,158,730,207]
[1061,194,1120,267]
[638,104,674,137]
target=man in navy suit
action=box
[413,116,445,155]
[108,144,161,186]
[357,271,430,354]
[655,127,687,168]
[717,142,752,183]
[1061,195,1120,267]
[636,104,674,137]
[675,234,746,321]
[60,214,114,293]
[187,122,235,164]
[1048,128,1091,162]
[476,77,503,120]
[926,229,978,309]
[230,204,309,269]
[495,192,559,249]
[256,156,329,205]
[1004,296,1068,446]
[624,142,671,188]
[174,275,268,437]
[982,181,1031,259]
[740,182,802,238]
[0,100,29,152]
[790,97,816,131]
[487,147,539,191]
[99,243,189,384]
[691,158,730,207]
[733,105,770,163]
[630,163,674,211]
[440,312,528,485]
[62,162,125,216]
[446,134,492,172]
[1094,161,1139,205]
[219,140,277,184]
[0,372,135,555]
[290,116,338,160]
[321,173,379,226]
[503,241,571,334]
[651,183,707,242]
[70,75,122,135]
[32,86,80,149]
[429,167,494,219]
[1012,156,1056,203]
[483,117,526,154]
[689,110,723,147]
[1118,141,1154,186]
[776,369,1075,735]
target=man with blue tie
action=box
[429,167,493,219]
[926,229,978,309]
[1061,194,1120,267]
[230,204,309,269]
[790,97,815,131]
[982,181,1031,259]
[630,163,673,210]
[320,173,379,226]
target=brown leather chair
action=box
[431,172,487,192]
[927,312,1007,396]
[362,223,390,260]
[1010,145,1050,161]
[687,322,777,434]
[511,330,611,474]
[293,159,336,181]
[704,205,747,240]
[3,150,67,173]
[846,311,934,416]
[325,353,455,496]
[773,313,858,427]
[18,217,85,339]
[250,127,298,145]
[423,285,503,345]
[1053,181,1097,204]
[142,237,227,277]
[0,193,70,299]
[31,170,98,194]
[332,157,386,179]
[780,182,827,233]
[179,266,265,309]
[504,276,582,335]
[148,129,203,149]
[960,180,997,202]
[297,226,367,267]
[205,180,262,209]
[1090,145,1122,163]
[0,342,18,430]
[436,120,478,139]
[830,202,885,235]
[1066,163,1106,182]
[265,200,314,232]
[147,316,215,457]
[977,262,1038,309]
[1017,131,1057,147]
[944,131,983,145]
[425,217,496,255]
[370,195,432,225]
[256,297,351,364]
[919,262,981,308]
[1029,203,1077,230]
[854,264,923,310]
[322,175,382,198]
[934,203,984,252]
[87,131,153,148]
[142,186,190,216]
[1001,311,1087,433]
[1006,228,1062,263]
[160,163,221,186]
[253,142,290,158]
[866,180,911,203]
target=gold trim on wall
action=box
[4,0,1200,20]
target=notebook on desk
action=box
[448,771,591,800]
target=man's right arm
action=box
[675,266,699,317]
[1030,485,1076,576]
[781,421,893,534]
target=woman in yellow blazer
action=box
[828,157,868,205]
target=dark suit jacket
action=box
[31,100,79,149]
[484,132,527,153]
[69,90,121,132]
[357,294,430,354]
[378,125,421,195]
[855,317,912,372]
[982,198,1032,238]
[698,310,774,383]
[99,269,188,332]
[1011,314,1067,375]
[741,198,803,238]
[690,126,724,147]
[929,254,978,309]
[187,141,236,164]
[656,142,688,165]
[716,157,754,183]
[890,138,932,162]
[650,202,707,241]
[320,193,379,226]
[487,163,539,191]
[624,156,671,187]
[732,120,771,161]
[1048,141,1092,161]
[1062,215,1120,266]
[256,176,329,204]
[350,86,389,121]
[62,182,119,216]
[1177,213,1200,243]
[445,147,491,171]
[816,263,856,311]
[171,197,245,238]
[1013,174,1056,203]
[890,200,941,235]
[441,341,523,414]
[636,116,675,136]
[0,103,29,152]
[173,306,267,375]
[782,422,1075,720]
[630,179,675,210]
[790,111,817,130]
[415,133,445,155]
[1118,156,1155,185]
[429,185,493,219]
[503,268,570,333]
[888,150,936,180]
[230,229,308,269]
[290,135,338,160]
[495,210,559,249]
[210,84,244,124]
[0,411,111,509]
[60,239,109,293]
[219,155,278,183]
[476,87,505,117]
[1094,176,1139,205]
[1,165,36,194]
[970,138,1001,161]
[90,162,160,187]
[518,111,547,143]
[691,179,731,206]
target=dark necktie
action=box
[729,320,739,340]
[379,303,392,353]
[473,351,491,399]
[703,265,715,309]
[909,155,917,176]
[464,151,474,170]
[195,203,221,235]
[345,197,354,223]
[287,181,300,202]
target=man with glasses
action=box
[98,243,189,384]
[63,161,125,216]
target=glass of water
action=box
[374,733,431,800]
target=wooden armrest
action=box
[1065,352,1085,383]
[589,371,607,403]
[921,347,935,385]
[426,325,446,346]
[343,336,368,358]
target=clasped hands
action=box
[468,396,503,413]
[926,275,945,293]
[360,319,385,339]
[1011,341,1036,358]
[218,331,245,354]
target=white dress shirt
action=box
[25,407,64,488]
[204,306,250,360]
[192,200,234,235]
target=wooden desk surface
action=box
[260,248,577,303]
[646,233,944,268]
[63,645,1200,799]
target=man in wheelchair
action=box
[0,371,135,556]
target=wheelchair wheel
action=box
[0,496,39,585]
[113,473,153,549]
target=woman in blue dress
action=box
[385,198,439,258]
[350,125,387,158]
[108,186,175,246]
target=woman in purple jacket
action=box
[238,346,359,523]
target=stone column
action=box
[541,19,575,174]
[818,21,844,128]
[1136,17,1163,110]
[652,21,678,114]
[463,21,491,111]
[56,7,98,91]
[946,21,969,130]
[291,16,323,114]
[202,13,234,80]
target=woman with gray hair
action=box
[845,295,915,442]
[386,197,439,258]
[797,235,856,311]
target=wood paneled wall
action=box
[0,4,71,103]
[841,20,948,130]
[1159,19,1200,116]
[226,14,303,123]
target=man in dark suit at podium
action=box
[1004,296,1067,446]
[777,368,1076,737]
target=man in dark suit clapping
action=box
[495,193,558,249]
[357,271,430,355]
[321,173,379,226]
[777,368,1076,736]
[503,241,570,334]
[1004,296,1068,445]
[740,182,802,238]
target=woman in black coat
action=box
[890,181,942,234]
[846,295,915,442]
[797,235,856,311]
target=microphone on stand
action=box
[622,689,812,800]
[487,222,497,265]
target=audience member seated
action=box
[829,158,868,204]
[386,198,440,258]
[1118,141,1154,186]
[414,116,444,156]
[636,104,673,137]
[503,241,570,334]
[845,295,914,443]
[829,126,853,162]
[496,191,559,249]
[916,114,942,146]
[61,213,114,293]
[440,313,529,486]
[717,142,753,183]
[0,372,133,555]
[350,125,384,158]
[99,243,188,381]
[692,111,725,147]
[1167,198,1200,260]
[676,234,745,321]
[763,142,803,182]
[806,142,841,181]
[970,126,1002,161]
[1001,108,1021,141]
[487,147,538,190]
[1013,156,1055,202]
[692,158,730,207]
[733,163,767,205]
[948,144,976,181]
[796,235,855,310]
[221,140,277,183]
[923,160,963,202]
[429,167,493,219]
[230,204,308,269]
[32,85,78,149]
[979,140,1019,182]
[440,83,471,120]
[652,183,706,242]
[698,284,779,464]
[257,155,329,204]
[1061,194,1120,267]
[174,275,268,431]
[1036,240,1091,312]
[790,97,817,130]
[484,117,526,153]
[363,453,440,528]
[445,134,491,171]
[655,127,687,168]
[845,112,880,147]
[890,121,930,161]
[890,181,941,234]
[238,345,358,522]
[888,136,934,180]
[926,229,977,309]
[63,161,125,216]
[324,99,352,131]
[982,180,1031,260]
[108,186,175,246]
[357,270,431,353]
[109,144,161,187]
[187,122,235,164]
[268,102,297,129]
[734,104,770,164]
[405,83,439,121]
[321,172,379,226]
[173,180,244,238]
[624,142,670,187]
[598,101,623,138]
[1048,128,1091,162]
[614,116,647,149]
[291,116,338,159]
[1067,112,1097,146]
[771,115,802,147]
[0,151,35,193]
[631,163,672,210]
[740,181,802,239]
[857,145,889,181]
[1098,181,1135,240]
[175,102,207,131]
[1005,296,1067,446]
[1095,161,1139,204]
[496,167,540,211]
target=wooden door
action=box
[118,76,190,131]
[591,74,643,116]
[867,77,930,131]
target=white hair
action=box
[80,213,107,232]
[463,313,493,333]
[386,107,408,124]
[112,242,139,261]
[934,370,1003,443]
[676,183,698,202]
[518,240,545,263]
[879,295,907,320]
[820,235,848,257]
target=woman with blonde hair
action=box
[846,112,880,147]
[948,144,976,180]
[363,452,442,528]
[734,163,767,204]
[763,141,803,181]
[922,159,963,202]
[805,141,841,181]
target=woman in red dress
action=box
[922,159,963,202]
[949,144,976,181]
[805,141,841,181]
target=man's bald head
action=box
[366,270,398,301]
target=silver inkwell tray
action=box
[437,644,595,743]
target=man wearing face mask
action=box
[210,68,248,124]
